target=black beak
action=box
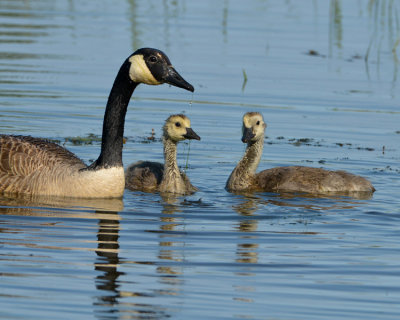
[242,127,255,143]
[164,66,194,92]
[184,127,201,140]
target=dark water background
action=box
[1,1,400,319]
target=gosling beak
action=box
[242,127,255,143]
[184,127,201,140]
[164,66,194,92]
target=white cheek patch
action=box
[128,55,161,85]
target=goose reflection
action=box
[92,201,176,319]
[0,194,171,319]
[94,212,124,312]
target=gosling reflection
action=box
[233,196,260,265]
[231,190,368,266]
[232,190,369,211]
[156,194,184,286]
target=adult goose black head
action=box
[0,48,194,198]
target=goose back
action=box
[256,166,375,193]
[0,135,125,198]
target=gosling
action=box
[125,114,200,195]
[226,112,375,195]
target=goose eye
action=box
[149,56,157,63]
[256,121,260,125]
[175,122,181,127]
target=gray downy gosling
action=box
[0,48,194,198]
[226,112,375,195]
[125,114,200,195]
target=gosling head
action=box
[127,48,194,92]
[163,114,201,143]
[241,112,267,143]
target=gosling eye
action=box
[175,122,181,127]
[149,56,158,63]
[256,121,260,125]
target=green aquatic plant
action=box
[241,68,248,92]
[65,133,101,145]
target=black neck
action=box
[92,60,137,169]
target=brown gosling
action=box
[125,114,200,195]
[226,112,375,195]
[0,48,194,198]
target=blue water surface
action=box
[1,1,399,319]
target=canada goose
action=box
[226,112,375,195]
[0,48,194,198]
[125,114,200,195]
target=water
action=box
[1,0,400,319]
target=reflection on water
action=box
[234,198,259,265]
[328,0,400,83]
[0,194,124,213]
[93,195,185,319]
[329,0,343,53]
[94,214,124,317]
[231,190,373,212]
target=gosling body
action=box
[226,112,375,194]
[126,114,200,195]
[0,48,194,198]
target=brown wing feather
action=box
[0,135,86,194]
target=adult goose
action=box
[226,112,375,195]
[0,48,194,198]
[125,114,200,195]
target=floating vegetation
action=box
[147,128,156,141]
[136,137,161,144]
[126,129,160,144]
[64,133,101,145]
[306,49,366,63]
[47,138,62,144]
[265,136,377,152]
[63,130,162,146]
[129,128,163,144]
[373,165,400,173]
[356,147,375,151]
[335,142,353,147]
[346,54,364,62]
[305,49,326,58]
[64,134,129,146]
[289,138,322,147]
